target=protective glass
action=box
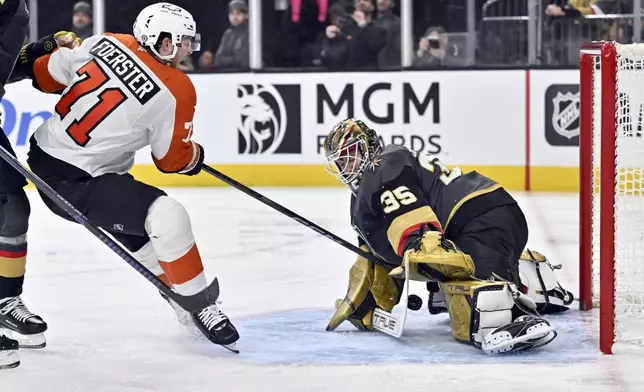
[180,33,201,51]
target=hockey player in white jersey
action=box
[14,3,239,352]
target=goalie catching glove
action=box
[390,231,475,282]
[327,246,401,331]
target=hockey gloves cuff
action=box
[181,143,205,176]
[13,31,81,90]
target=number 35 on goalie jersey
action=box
[31,33,201,177]
[350,145,513,266]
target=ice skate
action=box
[0,335,19,369]
[191,303,240,353]
[0,296,48,349]
[482,315,557,354]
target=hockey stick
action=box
[202,164,379,262]
[0,145,219,312]
[201,164,409,337]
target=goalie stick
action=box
[0,145,219,312]
[202,164,409,337]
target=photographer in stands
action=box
[413,26,457,68]
[321,0,386,69]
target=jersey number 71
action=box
[55,59,128,147]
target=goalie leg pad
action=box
[519,249,573,313]
[145,196,206,296]
[327,246,400,331]
[442,280,558,354]
[441,280,515,345]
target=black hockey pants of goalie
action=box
[450,203,528,287]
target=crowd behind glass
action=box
[36,0,643,71]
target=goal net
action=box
[580,41,644,354]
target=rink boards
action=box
[0,70,580,191]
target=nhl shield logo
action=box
[551,92,580,139]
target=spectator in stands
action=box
[198,50,216,71]
[321,0,386,69]
[542,0,614,64]
[206,0,249,69]
[545,0,601,17]
[413,26,457,68]
[72,1,93,40]
[309,4,346,67]
[374,0,401,68]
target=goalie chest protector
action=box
[350,145,517,267]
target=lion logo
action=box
[237,84,287,155]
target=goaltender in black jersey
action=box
[322,118,573,354]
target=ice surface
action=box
[2,188,644,392]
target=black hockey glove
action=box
[12,31,80,85]
[182,143,205,176]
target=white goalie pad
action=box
[471,284,515,345]
[519,250,573,312]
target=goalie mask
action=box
[323,119,383,191]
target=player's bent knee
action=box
[144,196,206,294]
[144,196,195,257]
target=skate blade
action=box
[222,342,239,354]
[0,351,20,369]
[0,329,46,349]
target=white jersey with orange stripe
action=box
[32,33,200,177]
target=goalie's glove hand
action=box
[391,231,475,281]
[327,246,400,332]
[14,31,81,81]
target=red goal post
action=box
[579,41,644,355]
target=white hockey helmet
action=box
[133,2,201,61]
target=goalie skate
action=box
[0,335,19,369]
[0,297,47,349]
[482,315,557,354]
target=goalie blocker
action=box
[322,118,568,354]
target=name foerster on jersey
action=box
[89,38,161,105]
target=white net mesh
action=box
[593,43,644,348]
